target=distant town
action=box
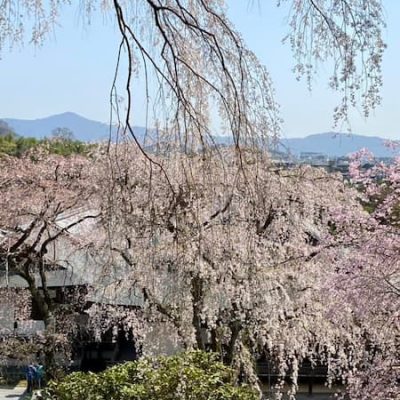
[270,150,394,178]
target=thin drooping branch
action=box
[284,0,385,125]
[110,0,280,160]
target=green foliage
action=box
[0,133,92,157]
[43,138,92,156]
[0,133,29,156]
[42,351,258,400]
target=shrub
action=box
[42,351,258,400]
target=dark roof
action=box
[0,269,86,289]
[0,209,144,307]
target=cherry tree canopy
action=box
[320,149,400,400]
[0,149,100,373]
[90,145,367,396]
[0,146,397,398]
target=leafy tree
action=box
[14,136,40,155]
[0,128,40,156]
[42,351,258,400]
[0,132,18,154]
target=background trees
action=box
[0,124,90,157]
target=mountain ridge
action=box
[3,112,118,142]
[1,112,394,157]
[2,112,150,143]
[279,131,393,158]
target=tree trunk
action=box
[21,263,60,379]
[43,313,59,380]
[224,320,241,366]
[190,275,205,350]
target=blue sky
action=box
[0,2,399,138]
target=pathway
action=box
[0,385,27,400]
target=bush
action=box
[42,351,258,400]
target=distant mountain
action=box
[1,113,393,157]
[0,120,13,136]
[279,132,394,158]
[2,112,149,143]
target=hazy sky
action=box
[0,2,399,138]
